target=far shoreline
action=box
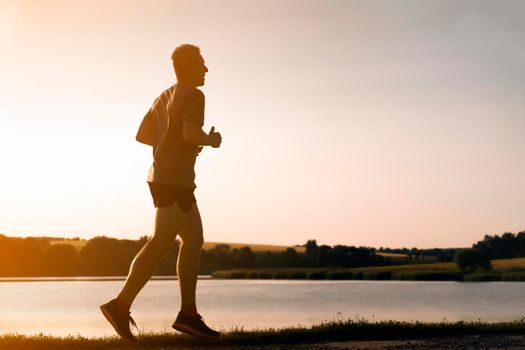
[211,267,525,282]
[0,276,211,283]
[3,268,525,282]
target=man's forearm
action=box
[183,127,211,146]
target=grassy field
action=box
[49,239,87,251]
[491,257,525,270]
[2,319,525,350]
[202,241,306,253]
[375,252,408,259]
[376,251,439,263]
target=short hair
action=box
[171,44,201,79]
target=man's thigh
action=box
[153,203,187,243]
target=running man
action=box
[100,44,222,342]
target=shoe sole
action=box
[100,305,136,342]
[172,322,220,339]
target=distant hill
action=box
[203,242,306,253]
[375,252,408,259]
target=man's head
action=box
[171,44,208,87]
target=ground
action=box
[4,321,525,350]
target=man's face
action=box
[186,54,208,87]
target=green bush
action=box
[326,270,352,280]
[230,271,247,279]
[246,270,260,279]
[257,270,274,279]
[463,272,502,282]
[350,271,363,280]
[362,271,392,280]
[286,270,307,279]
[454,249,492,273]
[501,272,525,281]
[306,270,326,280]
[211,269,247,279]
[273,271,288,279]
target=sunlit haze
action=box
[1,0,524,248]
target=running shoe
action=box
[100,299,137,342]
[172,312,220,338]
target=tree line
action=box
[0,235,388,277]
[202,239,387,272]
[1,231,522,277]
[452,231,525,273]
[0,235,150,277]
[472,231,525,259]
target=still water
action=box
[1,278,525,337]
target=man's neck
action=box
[177,79,197,88]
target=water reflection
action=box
[1,279,524,336]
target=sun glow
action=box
[0,1,17,47]
[0,0,524,248]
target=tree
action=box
[280,248,299,267]
[80,236,144,275]
[0,235,48,276]
[314,245,331,267]
[305,239,317,264]
[454,249,492,273]
[39,244,80,276]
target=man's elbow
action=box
[183,129,200,146]
[136,133,155,146]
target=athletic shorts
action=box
[147,182,196,212]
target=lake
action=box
[1,278,524,337]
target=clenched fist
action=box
[208,126,222,148]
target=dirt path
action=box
[135,335,525,349]
[306,335,525,349]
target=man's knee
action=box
[149,231,176,253]
[181,233,204,251]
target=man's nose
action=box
[204,65,208,73]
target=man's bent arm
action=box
[183,122,212,146]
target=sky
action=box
[0,0,524,248]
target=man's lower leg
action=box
[117,237,171,308]
[177,241,201,316]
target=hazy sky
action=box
[1,0,524,248]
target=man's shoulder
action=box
[162,84,178,98]
[153,85,177,105]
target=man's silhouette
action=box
[100,44,222,341]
